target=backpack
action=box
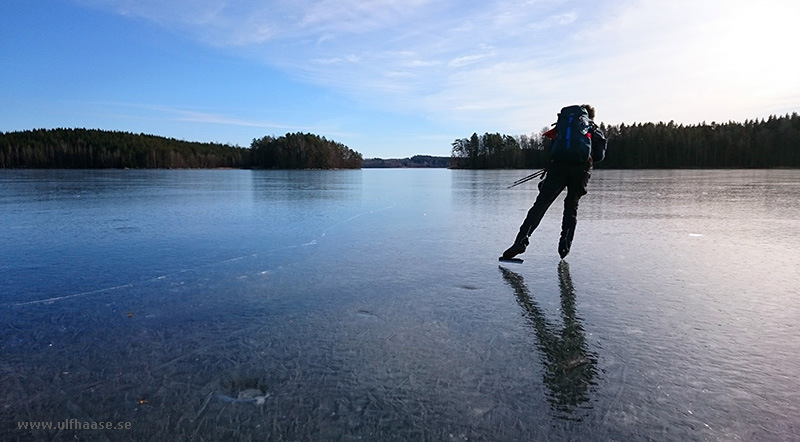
[549,105,593,163]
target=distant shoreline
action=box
[362,155,450,168]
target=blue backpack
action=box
[550,105,593,163]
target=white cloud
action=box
[172,109,284,129]
[449,51,495,68]
[82,0,800,132]
[298,0,433,31]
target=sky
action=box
[2,0,799,158]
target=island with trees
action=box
[250,133,362,169]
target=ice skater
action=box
[501,104,608,261]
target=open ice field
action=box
[2,169,799,441]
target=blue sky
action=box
[2,0,799,158]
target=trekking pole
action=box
[510,169,545,185]
[507,169,546,189]
[507,170,544,188]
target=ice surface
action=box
[2,169,800,440]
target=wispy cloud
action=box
[298,0,434,32]
[449,51,495,68]
[78,101,307,132]
[80,0,800,130]
[171,109,289,130]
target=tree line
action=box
[0,129,362,169]
[452,113,800,169]
[451,132,548,169]
[250,133,362,169]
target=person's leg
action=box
[558,166,591,258]
[503,169,565,258]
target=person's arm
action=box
[590,128,607,163]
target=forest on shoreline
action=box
[2,113,799,170]
[0,129,361,169]
[452,113,800,169]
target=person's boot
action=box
[502,237,528,259]
[558,228,573,259]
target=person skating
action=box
[501,104,607,260]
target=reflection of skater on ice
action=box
[499,262,599,418]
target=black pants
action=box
[514,161,592,246]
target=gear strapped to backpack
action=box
[549,105,593,163]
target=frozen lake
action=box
[2,169,799,441]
